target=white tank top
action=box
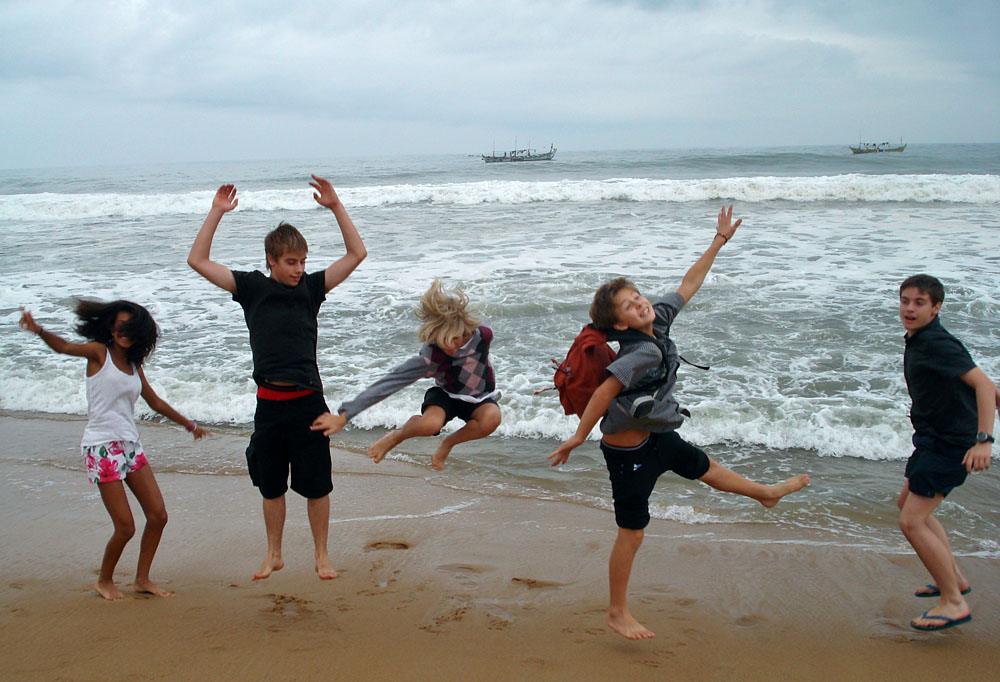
[80,348,142,446]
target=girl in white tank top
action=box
[19,300,208,601]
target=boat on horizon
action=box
[850,138,906,154]
[483,142,556,163]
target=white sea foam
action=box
[2,174,999,222]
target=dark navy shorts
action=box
[420,386,498,430]
[601,431,711,530]
[904,433,969,499]
[246,391,332,499]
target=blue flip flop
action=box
[910,611,972,631]
[915,584,972,598]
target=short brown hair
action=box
[590,277,637,329]
[264,222,308,270]
[899,274,944,306]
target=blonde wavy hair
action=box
[416,278,482,349]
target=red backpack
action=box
[546,325,617,417]
[541,324,707,418]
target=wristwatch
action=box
[976,431,995,444]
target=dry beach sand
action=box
[1,411,998,681]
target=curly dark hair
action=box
[74,299,158,366]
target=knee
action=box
[898,513,920,536]
[479,410,501,434]
[114,520,137,541]
[617,527,644,550]
[146,508,168,531]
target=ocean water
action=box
[2,144,999,556]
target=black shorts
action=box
[420,387,497,431]
[601,431,711,530]
[246,391,332,499]
[904,433,968,499]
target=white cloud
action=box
[0,0,997,167]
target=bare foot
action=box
[606,608,656,640]
[759,474,810,508]
[134,579,173,597]
[94,579,127,601]
[368,431,402,463]
[253,555,284,580]
[315,554,339,580]
[430,441,454,470]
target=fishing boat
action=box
[850,138,906,154]
[482,142,556,163]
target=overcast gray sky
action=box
[1,0,998,168]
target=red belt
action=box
[256,386,314,401]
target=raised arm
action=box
[309,174,368,293]
[20,309,105,369]
[547,374,624,466]
[137,366,209,440]
[187,184,239,294]
[675,205,742,304]
[959,366,998,472]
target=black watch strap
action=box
[976,431,995,444]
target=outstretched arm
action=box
[20,309,105,369]
[675,205,742,305]
[547,374,624,466]
[311,355,428,436]
[187,184,239,294]
[310,174,367,293]
[138,367,209,440]
[959,367,998,472]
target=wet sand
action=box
[1,413,998,681]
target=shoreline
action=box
[2,412,999,680]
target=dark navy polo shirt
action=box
[903,316,978,448]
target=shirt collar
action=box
[904,315,941,344]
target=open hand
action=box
[212,184,239,213]
[716,204,742,243]
[547,435,583,467]
[311,412,347,436]
[309,174,342,210]
[192,426,211,440]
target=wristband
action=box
[186,421,197,433]
[715,233,729,244]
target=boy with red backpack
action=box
[547,205,810,641]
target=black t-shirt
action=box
[232,270,327,391]
[903,316,978,448]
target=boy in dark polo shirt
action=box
[897,274,998,631]
[547,206,810,640]
[188,175,367,581]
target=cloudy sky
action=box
[1,0,997,168]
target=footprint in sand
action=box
[437,564,492,590]
[511,577,563,590]
[419,600,470,633]
[365,541,410,551]
[266,593,313,617]
[735,614,765,628]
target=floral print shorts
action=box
[82,440,149,484]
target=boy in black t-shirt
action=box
[547,206,810,640]
[188,175,367,581]
[897,274,998,631]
